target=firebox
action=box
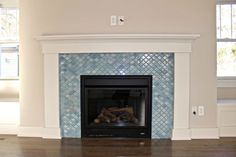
[81,75,152,138]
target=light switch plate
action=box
[198,106,204,116]
[110,15,117,26]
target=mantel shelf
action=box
[36,34,200,41]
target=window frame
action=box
[0,41,19,80]
[0,7,19,80]
[217,0,236,87]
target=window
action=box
[0,7,19,79]
[217,0,236,78]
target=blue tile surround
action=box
[59,53,174,139]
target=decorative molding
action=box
[218,100,236,137]
[36,34,200,54]
[18,127,43,137]
[219,127,236,137]
[18,127,61,139]
[43,127,61,139]
[191,128,219,139]
[36,34,200,41]
[172,128,191,140]
[217,78,236,87]
[0,98,19,102]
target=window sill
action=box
[217,77,236,87]
[0,77,19,81]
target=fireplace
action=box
[81,75,152,138]
[36,34,199,140]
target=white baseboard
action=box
[0,124,18,135]
[18,127,61,139]
[43,127,61,139]
[172,128,220,140]
[172,128,191,140]
[191,128,219,139]
[18,127,43,137]
[217,100,236,137]
[220,127,236,137]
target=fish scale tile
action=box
[59,53,174,138]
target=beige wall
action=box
[19,0,217,128]
[0,80,19,101]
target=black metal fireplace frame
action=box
[81,75,152,138]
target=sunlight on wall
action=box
[0,102,19,124]
[0,101,19,134]
[0,80,19,99]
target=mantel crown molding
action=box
[36,33,200,54]
[36,33,200,42]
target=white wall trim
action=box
[36,34,200,42]
[43,127,61,139]
[217,79,236,87]
[218,100,236,137]
[172,128,191,140]
[18,127,43,137]
[18,127,61,139]
[191,128,219,139]
[37,34,199,54]
[219,127,236,137]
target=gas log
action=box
[94,107,139,124]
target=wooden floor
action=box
[0,135,236,157]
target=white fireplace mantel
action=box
[33,34,200,140]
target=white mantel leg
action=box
[43,54,61,139]
[172,53,191,140]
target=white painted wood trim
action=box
[36,34,200,41]
[44,54,60,128]
[43,127,61,139]
[217,79,236,87]
[218,100,236,137]
[18,127,43,137]
[37,34,199,54]
[40,42,193,54]
[18,127,61,139]
[191,128,219,139]
[172,128,191,140]
[173,53,190,129]
[219,127,236,137]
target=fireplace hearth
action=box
[81,75,152,138]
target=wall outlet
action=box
[110,15,117,26]
[198,106,204,116]
[192,106,197,116]
[118,16,125,25]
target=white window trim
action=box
[0,41,19,80]
[217,0,236,5]
[217,1,236,87]
[217,77,236,87]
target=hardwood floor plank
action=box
[0,135,236,157]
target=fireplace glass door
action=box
[86,88,147,127]
[81,75,152,138]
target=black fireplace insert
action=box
[81,75,152,138]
